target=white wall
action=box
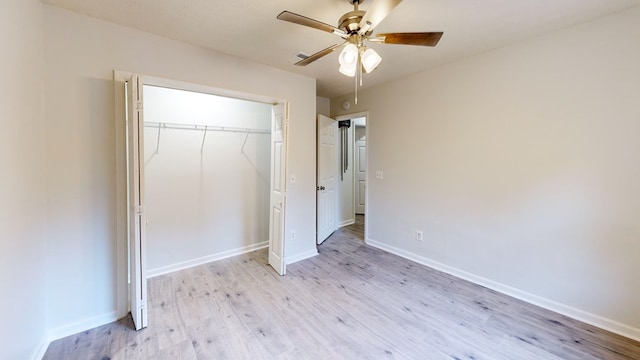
[316,96,330,117]
[143,87,272,274]
[0,1,48,359]
[331,7,640,339]
[43,5,316,337]
[144,85,272,130]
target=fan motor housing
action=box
[339,10,365,33]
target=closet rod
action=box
[144,121,270,135]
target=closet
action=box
[142,85,272,276]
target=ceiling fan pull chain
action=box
[355,68,358,104]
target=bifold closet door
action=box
[268,103,287,275]
[127,74,148,330]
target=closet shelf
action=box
[143,121,270,135]
[144,121,270,154]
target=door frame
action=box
[113,70,289,321]
[333,112,369,240]
[353,119,366,215]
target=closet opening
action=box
[117,71,288,330]
[142,85,274,277]
[317,112,368,246]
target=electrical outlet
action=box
[376,170,384,179]
[416,230,423,241]
[290,175,296,184]
[291,231,296,240]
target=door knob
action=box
[317,186,326,191]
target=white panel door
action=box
[127,74,148,330]
[269,103,287,275]
[317,114,339,244]
[355,126,366,215]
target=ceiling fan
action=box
[277,0,443,77]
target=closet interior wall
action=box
[142,85,272,276]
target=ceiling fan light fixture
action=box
[339,44,358,66]
[338,43,358,77]
[277,0,444,104]
[339,63,357,77]
[361,47,382,73]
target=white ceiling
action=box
[42,0,638,98]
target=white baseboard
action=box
[147,241,269,278]
[286,249,318,265]
[46,311,120,345]
[365,238,640,343]
[338,219,355,228]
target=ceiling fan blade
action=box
[277,11,347,37]
[295,43,344,66]
[359,0,403,30]
[376,32,443,46]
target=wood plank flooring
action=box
[44,215,640,359]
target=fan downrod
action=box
[340,0,367,33]
[347,0,365,12]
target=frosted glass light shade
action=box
[338,44,358,77]
[361,48,382,73]
[339,63,356,77]
[339,44,358,65]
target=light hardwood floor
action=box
[44,215,640,359]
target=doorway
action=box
[317,112,368,246]
[335,113,367,231]
[353,117,366,216]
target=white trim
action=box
[113,70,130,320]
[338,219,355,228]
[334,112,368,122]
[365,237,640,343]
[286,249,319,265]
[147,242,269,278]
[46,311,120,344]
